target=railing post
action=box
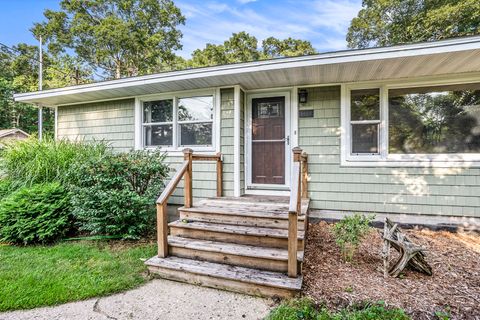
[216,152,222,197]
[183,148,193,208]
[288,147,303,277]
[157,202,168,257]
[301,153,308,199]
[292,147,302,214]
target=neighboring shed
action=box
[0,129,30,147]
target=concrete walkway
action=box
[0,279,273,320]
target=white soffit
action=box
[14,36,480,106]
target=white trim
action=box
[244,189,290,197]
[54,106,58,140]
[245,90,292,190]
[233,85,241,197]
[134,88,219,153]
[215,87,221,153]
[14,36,480,104]
[341,74,480,167]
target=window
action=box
[350,89,380,155]
[343,80,480,166]
[389,83,480,154]
[143,99,173,147]
[142,94,214,150]
[178,96,213,146]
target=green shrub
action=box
[266,299,410,320]
[332,214,375,262]
[0,136,110,189]
[68,149,169,239]
[0,179,14,200]
[0,183,72,245]
[266,298,319,320]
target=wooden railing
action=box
[156,148,223,258]
[288,147,308,277]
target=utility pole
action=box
[38,35,43,141]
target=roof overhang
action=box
[14,36,480,106]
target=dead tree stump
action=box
[382,218,433,278]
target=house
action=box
[0,128,30,147]
[14,36,480,296]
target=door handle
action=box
[286,136,290,145]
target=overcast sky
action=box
[0,0,362,58]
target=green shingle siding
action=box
[57,99,135,152]
[299,86,480,218]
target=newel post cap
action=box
[292,146,303,162]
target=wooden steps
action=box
[145,256,303,298]
[168,236,303,272]
[169,220,305,249]
[146,196,310,297]
[179,199,307,230]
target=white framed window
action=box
[342,78,480,167]
[137,90,217,152]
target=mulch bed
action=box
[303,221,480,320]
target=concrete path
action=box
[0,279,273,320]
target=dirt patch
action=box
[303,221,480,320]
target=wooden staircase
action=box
[145,148,309,298]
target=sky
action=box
[0,0,362,58]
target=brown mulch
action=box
[303,221,480,320]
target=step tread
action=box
[168,236,304,261]
[188,198,310,216]
[179,204,306,220]
[169,221,305,240]
[145,256,303,291]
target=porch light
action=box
[298,89,308,103]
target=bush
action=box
[0,136,110,189]
[332,214,375,262]
[68,149,169,239]
[0,183,72,245]
[266,299,410,320]
[0,179,14,200]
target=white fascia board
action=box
[14,36,480,104]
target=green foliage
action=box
[33,0,185,79]
[68,149,169,239]
[0,179,14,200]
[347,0,480,49]
[0,241,155,311]
[266,298,319,320]
[0,136,110,189]
[0,182,71,245]
[266,299,410,320]
[332,214,375,262]
[435,307,451,320]
[189,32,317,67]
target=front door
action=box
[251,96,286,185]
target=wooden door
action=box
[251,96,285,185]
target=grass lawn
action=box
[0,241,156,312]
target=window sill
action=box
[341,156,480,168]
[143,146,217,156]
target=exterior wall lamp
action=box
[298,89,308,103]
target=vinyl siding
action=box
[56,90,236,205]
[240,89,246,195]
[57,99,135,152]
[221,88,235,197]
[298,86,480,218]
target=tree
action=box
[32,0,185,79]
[0,43,87,134]
[347,0,480,49]
[262,37,316,58]
[189,32,317,67]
